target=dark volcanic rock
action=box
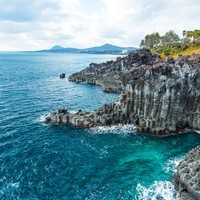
[68,49,158,93]
[47,50,200,135]
[176,146,200,200]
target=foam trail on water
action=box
[136,181,178,200]
[89,124,137,135]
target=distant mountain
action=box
[50,45,64,50]
[49,45,79,53]
[84,43,124,52]
[38,44,137,54]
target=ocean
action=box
[0,52,199,200]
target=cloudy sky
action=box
[0,0,199,51]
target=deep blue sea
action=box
[0,52,200,200]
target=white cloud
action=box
[0,0,200,50]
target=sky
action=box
[0,0,200,51]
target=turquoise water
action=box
[0,52,200,200]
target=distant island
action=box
[37,43,137,55]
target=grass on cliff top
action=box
[151,45,200,59]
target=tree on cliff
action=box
[161,30,180,44]
[183,29,200,44]
[140,32,161,48]
[140,29,200,56]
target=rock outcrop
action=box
[68,50,146,92]
[46,50,200,136]
[175,146,200,200]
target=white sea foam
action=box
[138,140,183,200]
[164,157,182,173]
[195,130,200,134]
[34,114,49,124]
[136,181,178,200]
[69,110,77,114]
[89,124,137,135]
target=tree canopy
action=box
[140,29,200,56]
[140,30,180,49]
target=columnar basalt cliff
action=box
[46,50,200,135]
[175,146,200,200]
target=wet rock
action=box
[176,146,200,200]
[60,73,65,78]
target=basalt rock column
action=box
[47,50,200,135]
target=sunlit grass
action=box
[151,45,200,59]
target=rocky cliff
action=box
[46,50,200,136]
[175,146,200,200]
[68,61,122,93]
[68,51,143,92]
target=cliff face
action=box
[68,50,143,92]
[46,50,200,135]
[119,53,200,134]
[176,146,200,200]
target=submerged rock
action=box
[176,146,200,200]
[46,50,200,136]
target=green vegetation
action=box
[140,29,200,58]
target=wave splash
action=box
[195,130,200,134]
[136,181,177,200]
[89,124,137,135]
[164,157,182,173]
[34,114,49,124]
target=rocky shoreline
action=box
[46,49,200,198]
[68,51,143,93]
[46,50,200,135]
[175,146,200,200]
[69,69,122,93]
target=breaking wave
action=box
[89,124,137,135]
[136,181,178,200]
[164,157,182,173]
